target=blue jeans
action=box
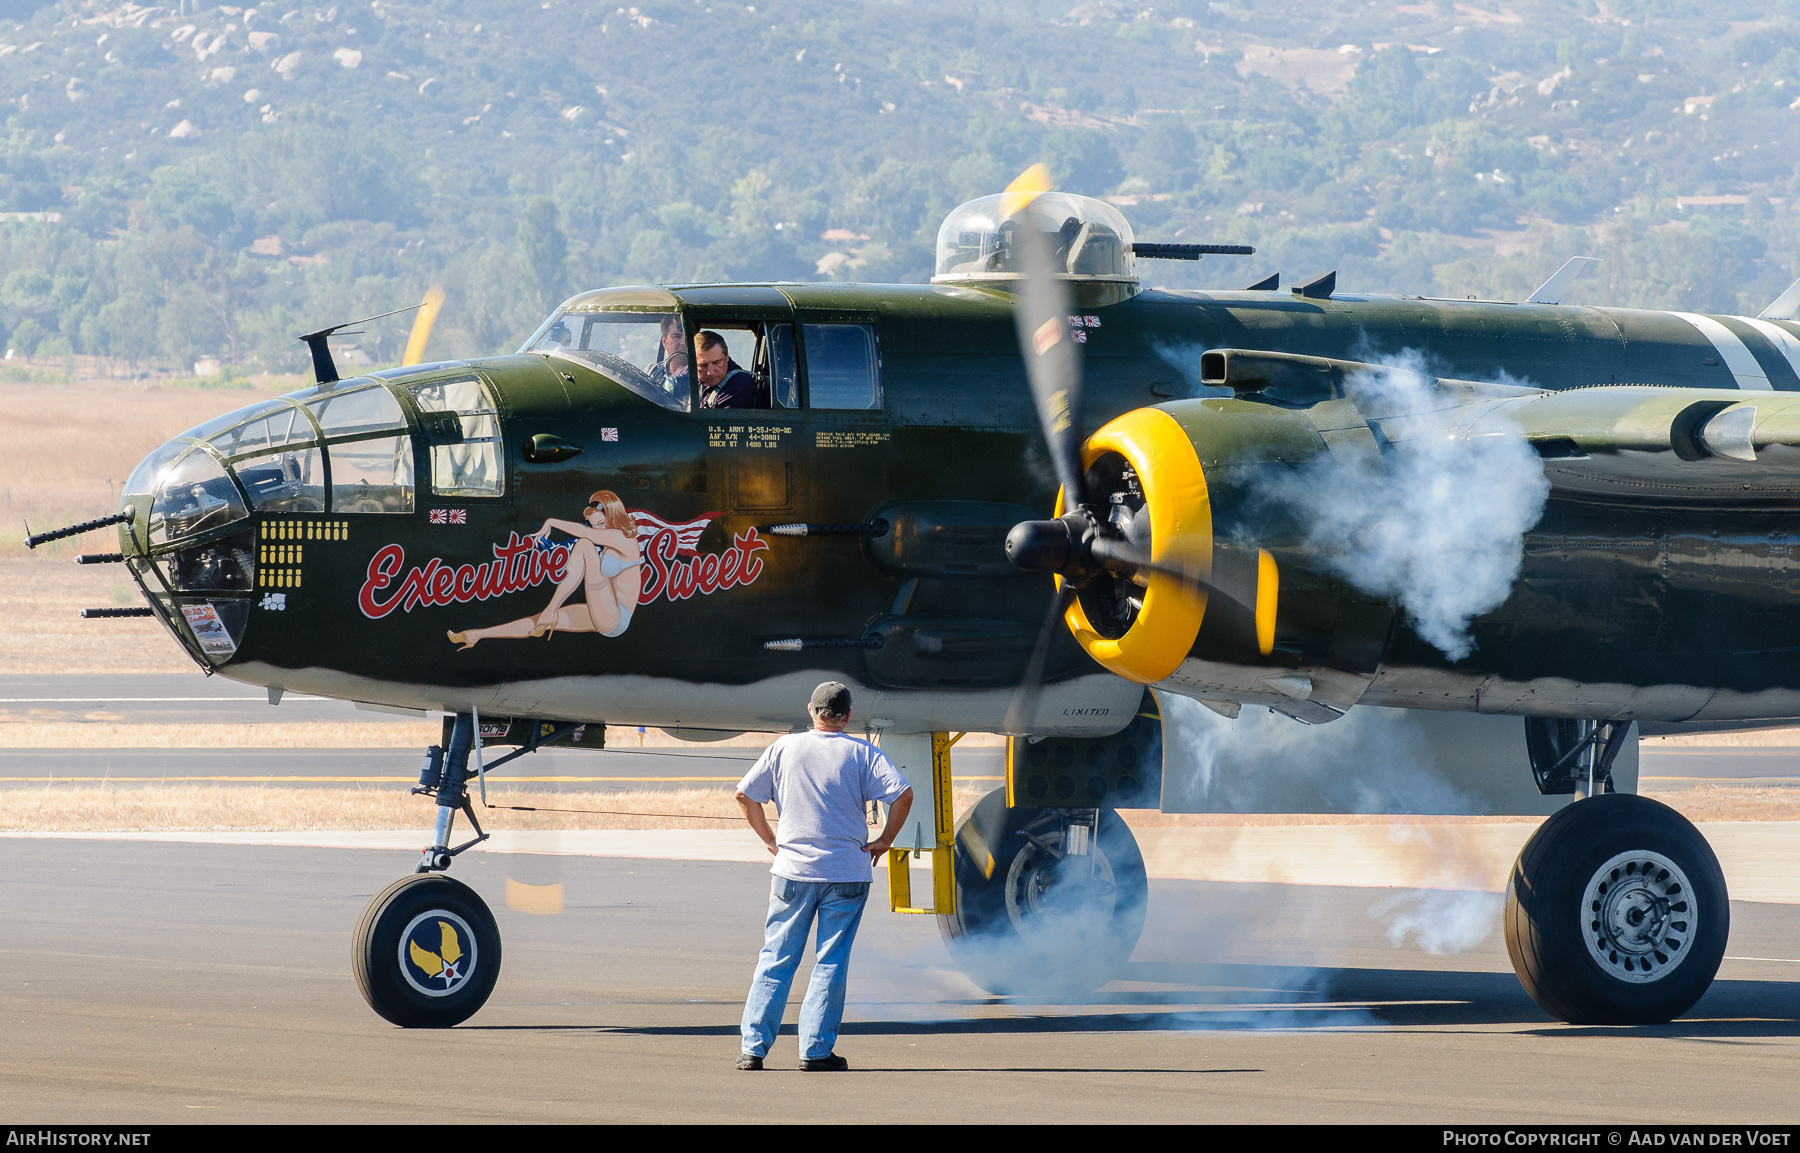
[740,877,871,1060]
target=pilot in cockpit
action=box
[544,319,574,348]
[646,314,690,399]
[696,330,758,409]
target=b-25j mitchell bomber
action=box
[34,168,1800,1028]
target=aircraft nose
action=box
[118,407,272,666]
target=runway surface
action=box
[5,836,1800,1123]
[0,745,1007,790]
[0,672,371,725]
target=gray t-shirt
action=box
[736,730,912,883]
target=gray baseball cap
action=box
[809,681,852,715]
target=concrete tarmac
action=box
[0,745,1008,791]
[4,836,1799,1123]
[0,673,368,725]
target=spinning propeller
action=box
[997,166,1260,729]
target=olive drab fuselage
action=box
[118,280,1800,734]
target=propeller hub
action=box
[1005,510,1118,585]
[1004,517,1073,573]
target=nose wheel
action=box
[1505,793,1727,1025]
[353,873,502,1028]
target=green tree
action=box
[147,169,237,242]
[517,197,569,314]
[1131,118,1197,193]
[1042,129,1123,197]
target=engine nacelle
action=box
[1065,394,1413,723]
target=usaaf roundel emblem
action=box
[356,490,768,650]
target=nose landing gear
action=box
[353,711,501,1028]
[353,873,502,1028]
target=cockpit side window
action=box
[803,324,882,410]
[693,322,799,410]
[306,384,415,514]
[524,310,693,412]
[409,375,505,497]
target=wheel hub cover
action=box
[1004,832,1119,948]
[399,909,479,997]
[1581,850,1694,984]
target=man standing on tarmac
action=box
[734,681,914,1071]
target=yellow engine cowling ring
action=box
[1060,408,1213,684]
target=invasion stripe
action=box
[1674,312,1774,391]
[1738,316,1800,385]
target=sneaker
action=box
[736,1054,763,1071]
[799,1053,848,1072]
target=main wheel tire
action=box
[353,873,502,1028]
[938,787,1148,996]
[1504,792,1727,1025]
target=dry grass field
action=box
[0,377,296,675]
[0,721,440,748]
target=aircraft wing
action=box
[1463,386,1800,501]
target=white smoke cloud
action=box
[1157,693,1485,816]
[1372,888,1503,955]
[1255,350,1550,661]
[1155,695,1506,958]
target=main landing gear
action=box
[939,787,1149,996]
[1506,717,1730,1024]
[1505,792,1728,1025]
[353,711,581,1027]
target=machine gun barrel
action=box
[25,508,134,550]
[1130,242,1256,260]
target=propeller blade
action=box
[1005,166,1089,511]
[1003,582,1078,735]
[1094,536,1271,619]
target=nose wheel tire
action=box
[353,873,502,1028]
[1504,792,1727,1025]
[938,787,1148,996]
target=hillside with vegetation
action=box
[0,0,1796,376]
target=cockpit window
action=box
[329,436,415,514]
[307,384,406,438]
[209,402,317,461]
[804,324,882,410]
[236,446,326,514]
[522,310,691,412]
[149,445,249,546]
[409,375,504,497]
[182,399,287,445]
